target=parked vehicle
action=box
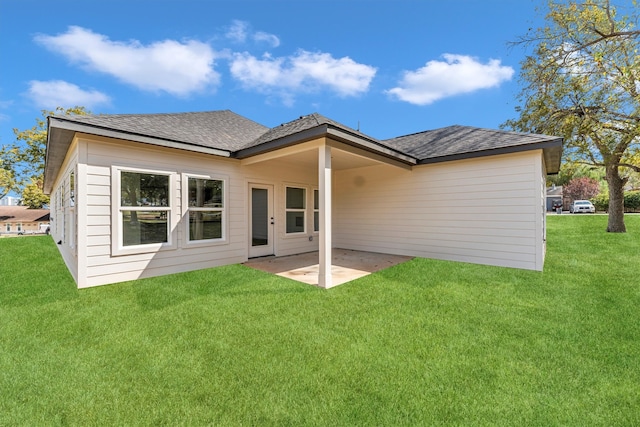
[570,200,595,214]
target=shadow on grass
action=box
[130,265,316,311]
[0,236,78,308]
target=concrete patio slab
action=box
[243,249,413,287]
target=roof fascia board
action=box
[240,139,324,166]
[325,126,417,165]
[326,139,413,171]
[49,117,232,158]
[235,126,329,159]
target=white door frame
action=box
[248,183,274,258]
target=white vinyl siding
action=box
[53,132,547,288]
[50,140,80,283]
[76,136,320,287]
[334,151,546,271]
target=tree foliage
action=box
[21,177,50,209]
[564,176,600,201]
[1,106,89,207]
[504,0,640,232]
[0,164,16,200]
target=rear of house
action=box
[44,110,561,288]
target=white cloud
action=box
[253,31,280,48]
[230,50,376,101]
[27,80,111,109]
[35,26,219,96]
[225,20,248,43]
[226,20,280,48]
[386,54,514,105]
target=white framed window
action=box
[17,223,22,232]
[6,223,11,232]
[69,170,75,207]
[182,173,227,245]
[112,167,176,256]
[285,186,306,234]
[313,189,319,232]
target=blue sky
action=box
[1,0,545,149]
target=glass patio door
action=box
[249,183,274,257]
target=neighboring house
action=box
[44,110,562,288]
[0,196,21,206]
[546,185,564,211]
[0,206,50,234]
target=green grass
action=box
[1,215,639,426]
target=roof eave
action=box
[235,124,417,165]
[43,117,233,194]
[417,138,563,173]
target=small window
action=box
[115,169,173,251]
[286,186,305,234]
[17,223,22,232]
[69,170,75,207]
[313,189,319,232]
[5,223,11,232]
[186,176,225,242]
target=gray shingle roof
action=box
[241,113,377,149]
[383,125,562,162]
[55,110,269,152]
[45,110,562,194]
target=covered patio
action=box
[244,249,413,286]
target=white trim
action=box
[181,172,229,247]
[248,182,275,258]
[318,145,332,288]
[312,188,319,233]
[111,166,177,256]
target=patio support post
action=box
[318,144,332,288]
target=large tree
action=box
[1,107,89,208]
[0,162,16,200]
[505,0,640,232]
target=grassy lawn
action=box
[1,215,639,425]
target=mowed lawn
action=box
[1,215,638,426]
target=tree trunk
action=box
[606,164,626,233]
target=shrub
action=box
[589,191,640,212]
[591,193,609,212]
[625,191,640,212]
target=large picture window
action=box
[186,176,224,242]
[286,186,306,234]
[118,170,171,248]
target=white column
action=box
[318,144,332,288]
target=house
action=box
[0,196,21,206]
[0,206,50,234]
[546,185,564,211]
[44,110,562,288]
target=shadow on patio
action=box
[243,248,413,287]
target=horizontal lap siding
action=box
[50,145,79,282]
[82,138,249,287]
[334,151,544,270]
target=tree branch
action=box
[618,163,640,172]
